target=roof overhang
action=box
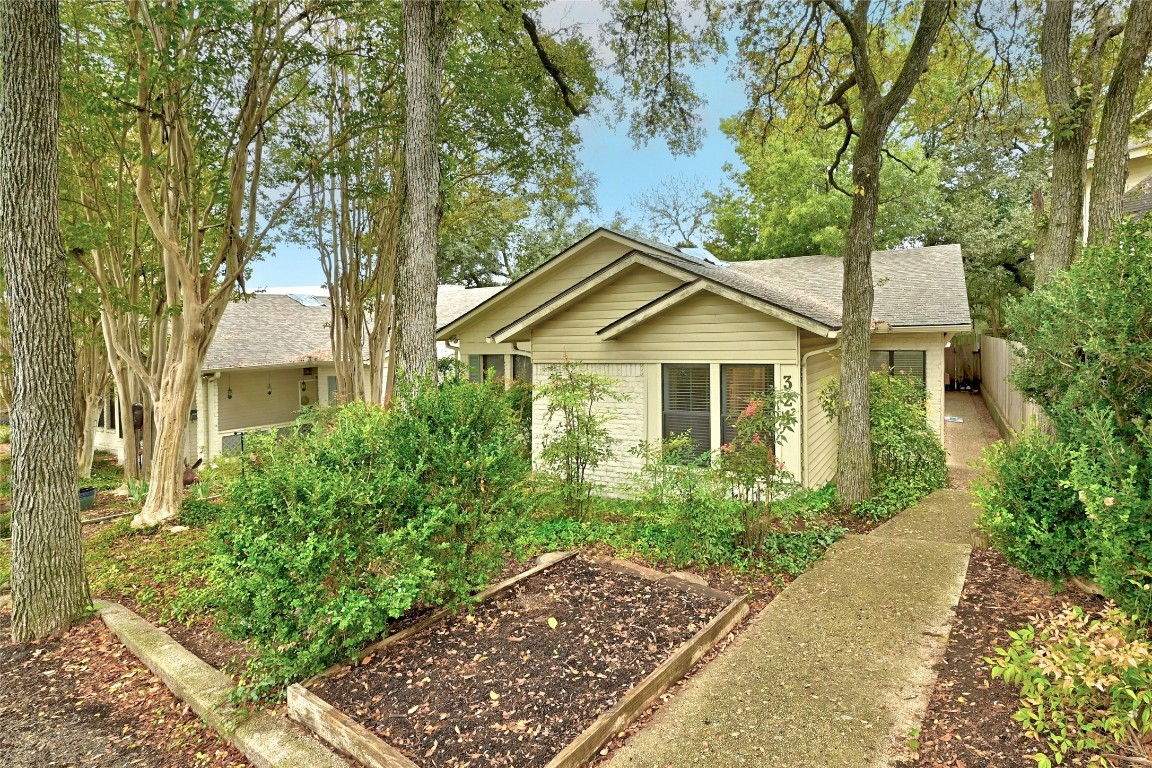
[876,323,974,334]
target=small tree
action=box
[714,388,799,550]
[535,360,628,517]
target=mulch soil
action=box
[0,608,249,768]
[909,547,1108,768]
[311,555,732,768]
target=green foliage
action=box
[714,387,800,547]
[211,378,530,700]
[0,511,9,539]
[708,121,942,262]
[535,360,629,517]
[989,606,1152,767]
[85,521,218,625]
[1004,220,1152,617]
[975,431,1091,583]
[821,371,947,520]
[627,436,746,567]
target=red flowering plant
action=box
[715,387,799,549]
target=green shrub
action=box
[627,436,746,568]
[212,377,530,700]
[822,371,947,519]
[990,606,1152,768]
[535,360,628,517]
[0,511,9,539]
[1004,220,1152,616]
[975,430,1091,583]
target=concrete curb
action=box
[96,600,348,768]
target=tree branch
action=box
[507,2,587,117]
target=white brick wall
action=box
[533,362,647,494]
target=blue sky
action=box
[247,2,746,289]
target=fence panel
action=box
[979,335,1048,439]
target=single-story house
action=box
[438,228,972,489]
[94,286,499,464]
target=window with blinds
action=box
[721,364,774,447]
[663,364,711,457]
[468,354,507,382]
[870,350,927,385]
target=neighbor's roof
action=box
[206,285,506,371]
[205,294,335,370]
[1123,176,1152,218]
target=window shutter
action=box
[663,364,710,456]
[721,364,774,447]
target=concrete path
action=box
[605,393,998,768]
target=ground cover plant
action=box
[990,605,1152,768]
[210,377,531,700]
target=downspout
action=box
[799,341,840,487]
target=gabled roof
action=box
[438,229,971,340]
[207,285,504,371]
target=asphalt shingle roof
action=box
[207,286,505,371]
[723,244,971,329]
[1123,177,1152,217]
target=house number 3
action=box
[782,375,793,389]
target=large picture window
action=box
[870,350,926,385]
[662,364,710,456]
[721,364,774,447]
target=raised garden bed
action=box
[288,553,747,768]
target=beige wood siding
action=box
[870,332,946,436]
[533,285,800,365]
[217,368,307,431]
[454,240,632,344]
[804,348,840,488]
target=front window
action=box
[721,364,774,447]
[870,350,926,386]
[662,364,710,457]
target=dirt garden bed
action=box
[910,547,1107,768]
[291,554,746,768]
[0,607,248,768]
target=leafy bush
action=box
[975,430,1091,583]
[211,377,530,700]
[822,371,947,519]
[627,436,746,567]
[989,606,1152,768]
[1004,220,1152,616]
[714,387,801,548]
[535,360,628,517]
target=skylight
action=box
[288,293,325,307]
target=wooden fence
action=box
[978,335,1048,439]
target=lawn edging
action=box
[96,600,349,768]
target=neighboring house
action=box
[1082,138,1152,236]
[438,228,972,490]
[94,286,499,465]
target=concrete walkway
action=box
[605,393,998,768]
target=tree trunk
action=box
[836,124,883,507]
[395,0,454,387]
[133,325,201,527]
[1036,1,1110,284]
[1,0,91,640]
[1087,0,1152,246]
